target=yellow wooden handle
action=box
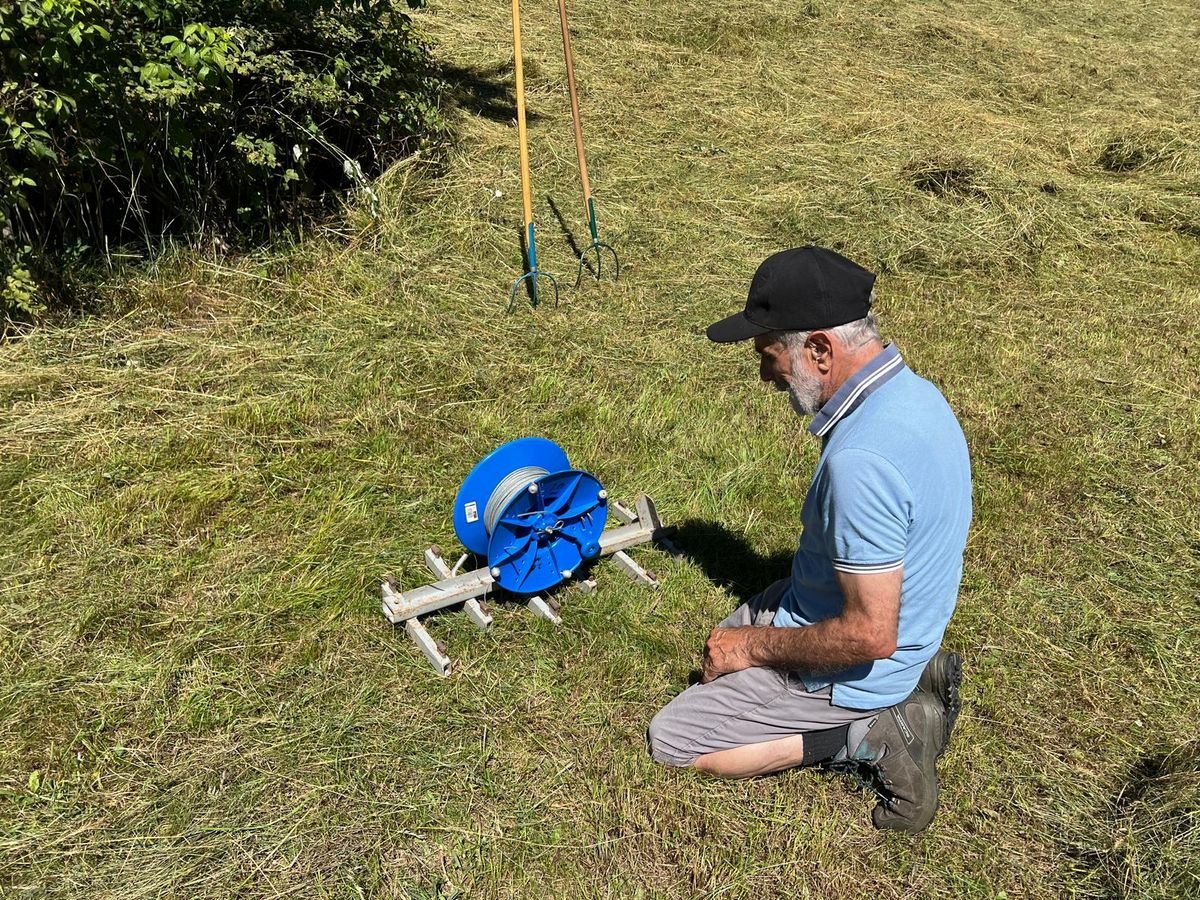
[512,0,534,228]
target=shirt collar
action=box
[807,343,906,438]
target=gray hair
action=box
[774,293,881,351]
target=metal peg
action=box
[406,618,451,676]
[612,550,658,587]
[527,595,562,624]
[464,598,494,631]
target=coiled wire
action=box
[483,466,549,534]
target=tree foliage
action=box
[0,0,444,318]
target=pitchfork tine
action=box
[575,240,620,289]
[510,269,560,312]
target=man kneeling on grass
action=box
[648,246,971,833]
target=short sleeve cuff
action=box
[832,558,904,575]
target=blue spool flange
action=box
[453,438,608,595]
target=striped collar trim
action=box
[808,343,905,438]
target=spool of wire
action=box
[453,438,608,595]
[483,465,550,534]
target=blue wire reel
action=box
[452,438,608,595]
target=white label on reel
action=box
[464,501,479,524]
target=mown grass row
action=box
[2,0,1198,896]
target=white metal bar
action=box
[610,499,639,524]
[635,494,662,529]
[598,494,663,554]
[381,570,495,623]
[424,547,452,579]
[464,598,493,630]
[598,520,656,554]
[406,618,451,676]
[612,549,658,587]
[526,595,562,624]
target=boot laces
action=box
[823,757,898,809]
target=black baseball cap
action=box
[706,246,876,343]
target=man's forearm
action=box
[700,570,902,683]
[735,616,894,675]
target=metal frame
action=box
[382,494,671,674]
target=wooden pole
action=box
[512,0,534,228]
[556,0,593,224]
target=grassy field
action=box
[3,0,1200,896]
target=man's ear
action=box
[807,331,834,373]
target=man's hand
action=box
[701,627,758,683]
[699,569,902,681]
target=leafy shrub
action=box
[0,0,445,319]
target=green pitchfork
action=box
[556,0,619,288]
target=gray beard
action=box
[783,370,824,417]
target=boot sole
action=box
[922,651,963,758]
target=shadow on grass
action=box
[668,520,792,686]
[1062,740,1200,895]
[671,519,793,603]
[439,61,544,124]
[546,195,596,278]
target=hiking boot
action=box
[917,649,963,758]
[825,689,945,833]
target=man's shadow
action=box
[671,519,794,603]
[670,520,794,685]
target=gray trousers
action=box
[647,579,880,767]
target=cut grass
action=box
[2,0,1199,897]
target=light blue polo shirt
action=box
[772,344,972,710]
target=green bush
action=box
[0,0,445,319]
